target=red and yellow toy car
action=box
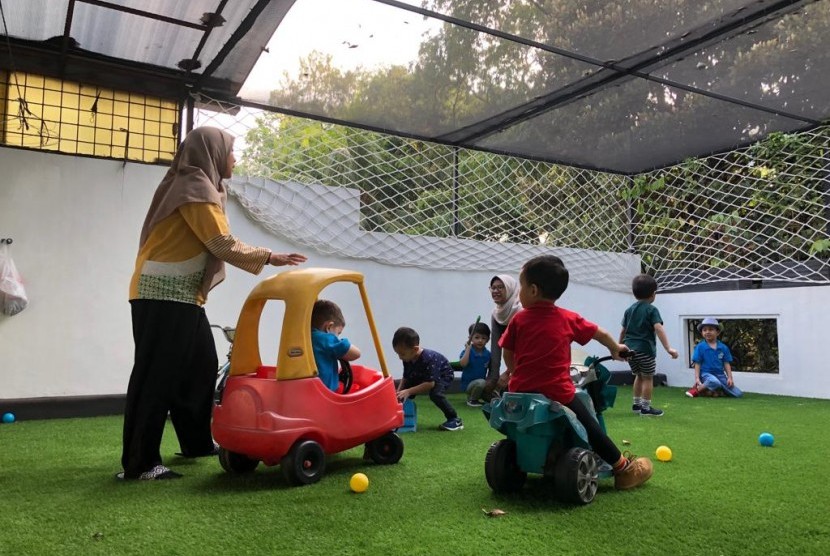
[211,268,404,485]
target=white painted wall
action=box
[654,287,830,399]
[3,148,828,400]
[0,147,632,400]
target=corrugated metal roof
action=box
[1,0,827,173]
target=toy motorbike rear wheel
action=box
[554,447,599,504]
[485,439,527,493]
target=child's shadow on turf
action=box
[485,476,617,511]
[195,455,373,493]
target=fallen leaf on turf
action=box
[622,439,631,445]
[482,508,507,517]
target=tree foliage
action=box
[239,1,829,269]
[688,318,779,374]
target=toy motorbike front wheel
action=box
[554,447,599,504]
[485,439,527,493]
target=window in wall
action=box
[0,71,178,164]
[686,318,779,374]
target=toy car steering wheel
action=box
[338,359,353,394]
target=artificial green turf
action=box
[1,388,829,555]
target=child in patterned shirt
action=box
[393,327,462,431]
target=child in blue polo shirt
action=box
[687,317,742,398]
[458,321,491,407]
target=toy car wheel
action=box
[365,432,404,465]
[485,439,526,493]
[281,439,326,486]
[553,447,599,504]
[218,447,259,474]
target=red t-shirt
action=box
[499,303,598,404]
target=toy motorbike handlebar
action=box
[571,350,635,389]
[585,349,635,367]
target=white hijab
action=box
[491,274,522,325]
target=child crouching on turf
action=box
[496,255,653,490]
[458,321,491,407]
[393,327,463,431]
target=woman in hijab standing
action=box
[118,126,307,480]
[483,274,522,400]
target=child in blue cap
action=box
[687,318,743,398]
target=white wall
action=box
[654,287,830,399]
[0,148,631,400]
[3,148,828,400]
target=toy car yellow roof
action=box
[229,267,389,380]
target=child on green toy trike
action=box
[495,255,653,491]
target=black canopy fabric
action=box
[1,0,827,173]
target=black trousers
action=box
[481,319,508,400]
[565,396,622,466]
[427,381,458,421]
[121,300,217,476]
[409,380,458,421]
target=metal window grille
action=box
[0,71,179,164]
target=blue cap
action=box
[697,317,720,332]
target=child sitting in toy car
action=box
[311,299,361,392]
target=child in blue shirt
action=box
[393,326,462,431]
[458,321,491,407]
[687,317,742,398]
[311,299,361,392]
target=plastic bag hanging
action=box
[0,242,28,316]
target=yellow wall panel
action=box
[2,72,179,163]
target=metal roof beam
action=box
[421,0,816,144]
[0,37,233,100]
[196,0,272,84]
[75,0,208,30]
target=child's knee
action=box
[466,379,485,398]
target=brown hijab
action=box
[138,126,234,294]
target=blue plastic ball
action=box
[2,412,15,424]
[759,432,774,447]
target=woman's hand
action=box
[269,252,307,266]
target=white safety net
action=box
[631,127,830,290]
[194,95,830,293]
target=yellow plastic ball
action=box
[350,472,369,493]
[655,445,673,462]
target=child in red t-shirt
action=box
[496,255,653,490]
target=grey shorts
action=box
[629,352,657,376]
